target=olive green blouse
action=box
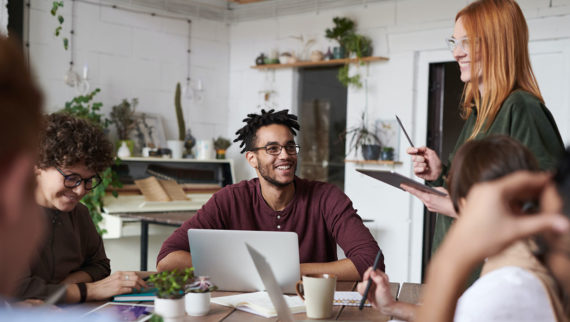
[431,90,565,259]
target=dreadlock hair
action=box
[234,109,300,153]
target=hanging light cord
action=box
[186,20,192,84]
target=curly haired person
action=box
[157,109,382,280]
[16,113,147,304]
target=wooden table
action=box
[117,211,197,271]
[81,281,423,321]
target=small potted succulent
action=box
[184,276,217,316]
[147,268,194,319]
[213,137,232,160]
[341,112,382,160]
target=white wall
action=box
[227,0,570,283]
[27,0,230,143]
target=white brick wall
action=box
[28,0,229,143]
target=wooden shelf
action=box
[251,56,388,69]
[345,159,403,166]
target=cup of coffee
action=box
[295,274,337,319]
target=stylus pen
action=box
[359,249,383,310]
[395,115,415,148]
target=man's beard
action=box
[257,160,296,188]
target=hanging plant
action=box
[51,1,69,50]
[338,65,362,88]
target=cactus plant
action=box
[175,82,186,141]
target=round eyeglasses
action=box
[445,37,470,54]
[56,167,102,191]
[250,144,300,155]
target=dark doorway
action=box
[7,0,25,45]
[297,67,347,190]
[421,61,465,281]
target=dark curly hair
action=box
[37,113,114,173]
[234,109,300,153]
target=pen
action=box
[395,115,415,148]
[44,285,67,306]
[359,249,383,310]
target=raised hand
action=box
[407,146,442,181]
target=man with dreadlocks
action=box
[157,109,382,280]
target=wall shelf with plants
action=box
[250,56,388,70]
[345,159,403,166]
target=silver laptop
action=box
[188,229,300,293]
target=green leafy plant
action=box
[174,82,186,141]
[51,1,68,50]
[341,112,381,157]
[60,88,122,235]
[213,137,231,150]
[338,65,362,89]
[148,268,195,299]
[325,17,355,50]
[185,276,217,293]
[345,33,373,58]
[110,98,138,140]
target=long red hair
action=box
[457,0,543,139]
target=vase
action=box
[117,141,131,158]
[333,46,346,59]
[185,292,211,316]
[195,139,214,160]
[216,149,226,159]
[154,297,185,319]
[255,53,266,65]
[167,140,184,159]
[361,144,381,160]
[380,149,394,161]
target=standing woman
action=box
[404,0,565,256]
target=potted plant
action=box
[167,82,186,159]
[148,268,194,319]
[325,17,355,59]
[110,98,138,157]
[184,276,217,316]
[213,137,232,159]
[380,146,395,161]
[342,112,381,160]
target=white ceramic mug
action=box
[295,273,337,319]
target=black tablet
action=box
[356,169,447,196]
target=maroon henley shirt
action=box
[157,176,383,277]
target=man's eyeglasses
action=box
[56,167,102,191]
[445,37,470,54]
[250,144,300,155]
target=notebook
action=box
[211,291,305,318]
[188,229,300,293]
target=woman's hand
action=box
[407,147,442,181]
[356,267,395,313]
[401,185,457,218]
[86,271,147,301]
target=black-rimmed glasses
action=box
[56,167,102,191]
[250,144,300,155]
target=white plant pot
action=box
[167,140,184,159]
[185,292,211,316]
[195,139,214,160]
[154,297,185,319]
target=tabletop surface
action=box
[80,281,423,321]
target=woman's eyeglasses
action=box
[445,37,470,54]
[56,167,102,191]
